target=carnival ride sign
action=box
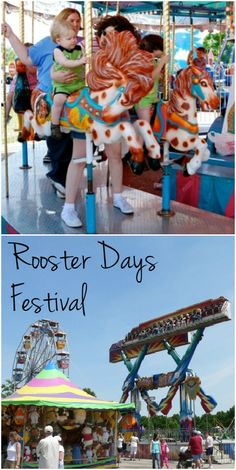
[136,371,180,390]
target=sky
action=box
[2,235,235,418]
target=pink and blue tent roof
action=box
[2,363,135,411]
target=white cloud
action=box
[194,30,208,41]
[174,48,189,61]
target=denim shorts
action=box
[71,131,86,140]
[192,454,202,461]
[206,448,213,456]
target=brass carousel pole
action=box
[163,1,170,103]
[190,15,194,52]
[84,0,96,233]
[219,19,222,51]
[31,2,35,151]
[171,16,175,74]
[31,1,34,44]
[18,0,24,133]
[19,1,31,169]
[114,410,118,464]
[19,1,24,42]
[116,1,120,15]
[2,1,9,197]
[158,1,174,217]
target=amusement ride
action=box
[109,296,231,437]
[12,319,70,389]
[1,1,234,235]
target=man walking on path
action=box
[188,430,203,469]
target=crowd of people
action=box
[124,299,226,343]
[188,429,214,469]
[117,431,171,468]
[2,425,217,469]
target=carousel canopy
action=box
[2,363,135,411]
[74,1,228,20]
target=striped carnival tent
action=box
[2,362,134,411]
[2,363,135,467]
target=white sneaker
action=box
[61,208,82,228]
[113,197,134,214]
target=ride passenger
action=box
[136,34,169,123]
[60,15,142,227]
[7,44,38,141]
[2,8,83,193]
[50,20,88,139]
[6,61,16,88]
[187,47,207,70]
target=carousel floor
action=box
[1,141,234,235]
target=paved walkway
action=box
[119,458,235,468]
[2,141,234,234]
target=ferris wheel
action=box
[12,319,70,389]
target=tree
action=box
[203,32,233,63]
[83,387,96,397]
[140,416,150,428]
[203,32,225,58]
[2,379,15,398]
[215,406,235,429]
[6,47,16,63]
[139,406,235,437]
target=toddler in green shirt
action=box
[50,19,88,139]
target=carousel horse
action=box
[152,65,220,175]
[22,31,160,171]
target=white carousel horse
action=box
[153,65,220,175]
[22,31,160,172]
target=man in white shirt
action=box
[205,431,214,468]
[36,425,59,469]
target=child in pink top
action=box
[160,438,169,468]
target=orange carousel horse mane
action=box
[87,30,154,106]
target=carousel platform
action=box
[1,141,234,235]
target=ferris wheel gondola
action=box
[12,319,70,389]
